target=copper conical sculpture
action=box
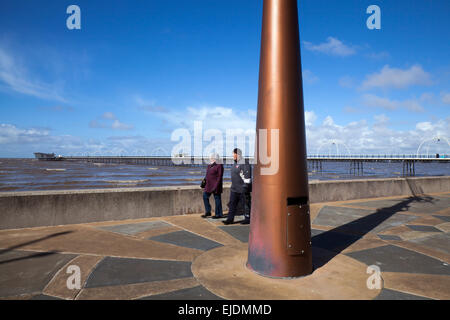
[247,0,312,278]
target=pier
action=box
[59,155,449,177]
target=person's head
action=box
[210,153,219,164]
[233,148,242,161]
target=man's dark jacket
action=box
[230,160,252,193]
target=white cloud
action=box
[374,114,389,125]
[305,117,450,155]
[102,112,116,120]
[361,65,432,90]
[302,70,319,84]
[365,51,390,60]
[0,47,66,102]
[338,76,355,88]
[89,113,134,131]
[305,111,317,126]
[441,92,450,104]
[303,37,356,57]
[0,124,51,144]
[362,94,425,112]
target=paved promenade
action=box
[0,192,449,300]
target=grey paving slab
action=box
[218,225,250,243]
[351,196,450,214]
[312,206,372,227]
[406,225,443,233]
[433,215,450,222]
[139,285,223,300]
[148,230,223,251]
[85,257,193,288]
[313,206,417,234]
[345,245,450,275]
[374,288,433,300]
[377,234,402,241]
[407,233,450,255]
[0,250,76,298]
[97,220,172,236]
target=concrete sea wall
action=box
[1,176,449,230]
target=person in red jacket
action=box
[201,153,224,219]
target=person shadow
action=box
[311,194,435,271]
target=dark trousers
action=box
[227,191,251,222]
[203,192,223,217]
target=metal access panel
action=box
[286,205,310,255]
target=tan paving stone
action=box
[0,225,202,262]
[435,207,450,216]
[436,223,450,233]
[134,226,182,239]
[76,277,199,300]
[399,231,442,241]
[377,225,411,236]
[191,245,379,300]
[310,203,325,222]
[408,216,445,226]
[0,293,34,300]
[43,255,104,300]
[382,272,450,300]
[160,215,243,247]
[341,238,388,254]
[310,225,333,231]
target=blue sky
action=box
[0,0,449,157]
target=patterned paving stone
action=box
[312,206,418,234]
[149,231,223,251]
[140,285,223,300]
[407,233,450,255]
[345,245,450,275]
[406,225,443,233]
[97,221,172,236]
[312,206,371,227]
[0,250,76,298]
[218,225,250,243]
[374,288,433,300]
[85,257,193,288]
[433,215,450,223]
[377,234,402,241]
[352,196,450,214]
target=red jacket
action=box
[204,162,224,194]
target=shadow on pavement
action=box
[0,231,72,265]
[311,195,435,270]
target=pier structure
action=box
[61,155,448,177]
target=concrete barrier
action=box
[0,176,449,230]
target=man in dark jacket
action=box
[223,148,252,225]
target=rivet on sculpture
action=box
[247,0,313,278]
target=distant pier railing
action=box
[61,154,449,166]
[58,154,449,177]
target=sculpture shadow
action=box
[311,195,435,270]
[0,231,72,265]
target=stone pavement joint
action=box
[0,191,449,300]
